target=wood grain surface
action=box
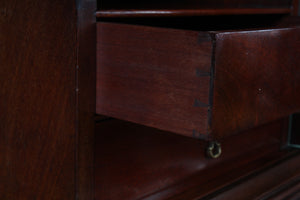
[96,8,291,18]
[212,26,300,138]
[97,22,212,138]
[96,21,300,139]
[94,119,295,200]
[208,154,300,200]
[76,0,97,199]
[0,0,77,199]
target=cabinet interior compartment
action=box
[94,118,291,200]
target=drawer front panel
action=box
[212,27,300,138]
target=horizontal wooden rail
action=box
[96,8,291,18]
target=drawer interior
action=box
[98,0,292,10]
[97,0,293,18]
[98,15,289,31]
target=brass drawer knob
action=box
[207,141,222,159]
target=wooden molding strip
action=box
[96,8,291,18]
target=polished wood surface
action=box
[0,0,77,199]
[212,26,300,138]
[292,0,300,15]
[97,2,300,199]
[96,22,212,139]
[96,21,300,139]
[1,0,299,199]
[209,154,300,200]
[96,8,291,18]
[266,181,300,200]
[76,0,97,199]
[95,119,296,200]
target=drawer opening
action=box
[96,0,292,17]
[97,15,291,31]
[98,0,292,10]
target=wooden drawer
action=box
[96,20,300,139]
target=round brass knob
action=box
[207,141,222,159]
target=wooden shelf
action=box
[94,119,299,200]
[96,8,291,18]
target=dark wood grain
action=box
[76,0,97,199]
[292,0,300,15]
[208,154,300,200]
[0,0,77,199]
[264,180,300,200]
[212,26,300,138]
[96,21,300,139]
[96,8,291,18]
[94,119,294,200]
[96,22,212,138]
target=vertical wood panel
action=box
[292,0,299,15]
[76,0,97,199]
[0,0,77,199]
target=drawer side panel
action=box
[96,22,212,138]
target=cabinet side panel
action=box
[96,22,212,138]
[0,0,77,199]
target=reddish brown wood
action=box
[94,119,294,200]
[96,21,300,139]
[96,8,291,18]
[76,0,97,199]
[0,0,77,199]
[1,1,298,199]
[96,22,212,139]
[212,26,300,138]
[208,154,300,200]
[292,0,300,16]
[266,181,300,200]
